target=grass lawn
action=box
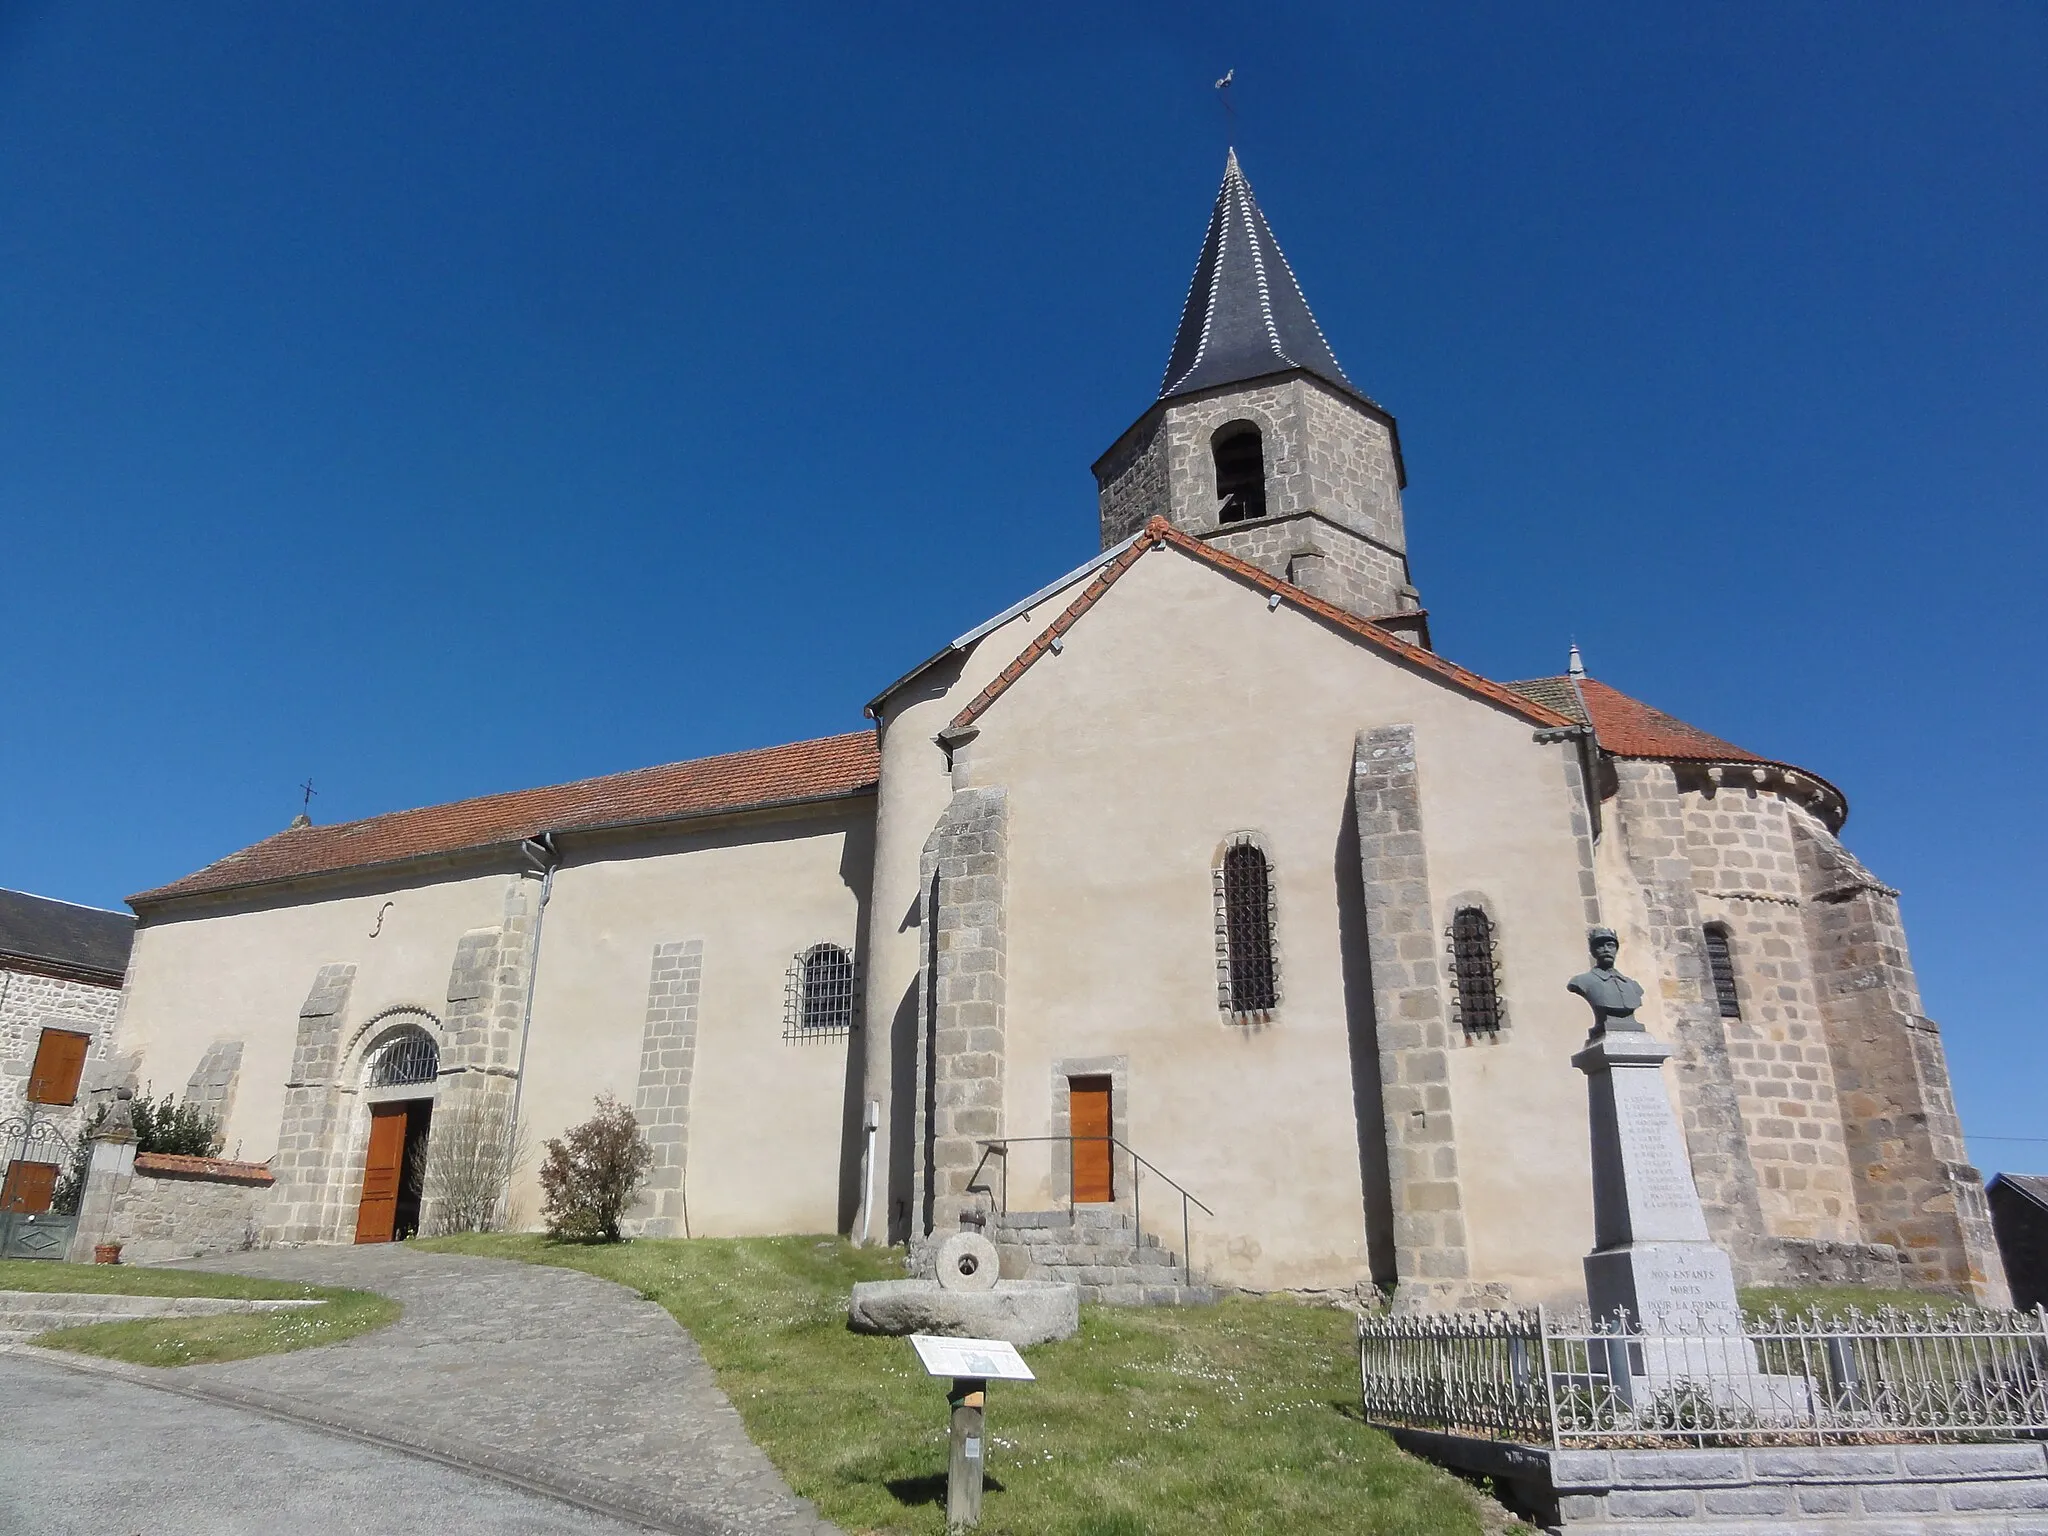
[1740,1284,1972,1320]
[1,1258,399,1367]
[416,1233,1500,1536]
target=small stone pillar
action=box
[66,1088,139,1265]
[1573,1029,1743,1332]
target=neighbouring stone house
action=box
[1,887,134,1226]
[1988,1175,2048,1311]
[103,153,2007,1308]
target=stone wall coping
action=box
[132,1152,276,1186]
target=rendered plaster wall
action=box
[514,805,873,1240]
[118,869,518,1166]
[861,603,1058,1246]
[946,546,1602,1300]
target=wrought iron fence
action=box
[1358,1304,2048,1447]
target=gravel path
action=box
[1,1349,651,1535]
[22,1245,838,1536]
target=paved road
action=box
[1,1349,651,1535]
[12,1246,837,1536]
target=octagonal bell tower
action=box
[1093,152,1425,643]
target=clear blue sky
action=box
[3,5,2042,1166]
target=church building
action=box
[105,154,2008,1308]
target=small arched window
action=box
[786,942,856,1039]
[1217,839,1278,1014]
[1704,925,1741,1019]
[1449,908,1502,1035]
[367,1026,439,1088]
[1212,424,1267,524]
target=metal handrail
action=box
[967,1135,1214,1287]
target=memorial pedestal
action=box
[1572,1030,1745,1333]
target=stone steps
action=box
[0,1288,319,1342]
[980,1211,1219,1307]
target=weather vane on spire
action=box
[1215,68,1236,148]
[300,778,317,817]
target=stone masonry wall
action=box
[79,1156,272,1265]
[1792,807,2008,1303]
[913,787,1008,1241]
[1351,726,1470,1308]
[269,963,356,1243]
[1679,777,1861,1244]
[1094,374,1414,619]
[1205,512,1412,622]
[182,1039,245,1144]
[1610,762,1774,1276]
[626,938,704,1238]
[0,964,123,1149]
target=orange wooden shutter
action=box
[1,1160,60,1215]
[27,1028,91,1106]
[353,1104,410,1244]
[1070,1077,1114,1204]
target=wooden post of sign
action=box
[946,1376,987,1530]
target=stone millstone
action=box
[934,1232,1000,1293]
[847,1279,1078,1347]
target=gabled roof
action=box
[1505,674,1847,823]
[1992,1173,2048,1213]
[1159,151,1370,409]
[132,731,880,908]
[0,889,134,982]
[949,518,1573,733]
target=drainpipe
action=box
[859,1099,881,1245]
[502,833,559,1217]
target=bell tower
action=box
[1093,152,1425,642]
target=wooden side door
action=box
[27,1028,91,1106]
[353,1104,410,1244]
[1070,1076,1114,1204]
[1,1160,59,1216]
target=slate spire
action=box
[1158,151,1358,404]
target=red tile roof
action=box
[132,731,881,908]
[950,518,1576,733]
[1505,674,1847,823]
[134,1152,275,1186]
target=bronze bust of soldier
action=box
[1568,927,1645,1034]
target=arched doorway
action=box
[354,1023,439,1243]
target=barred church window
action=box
[786,942,856,1039]
[1449,908,1502,1034]
[1704,925,1741,1019]
[368,1027,439,1088]
[1219,840,1278,1013]
[1213,423,1267,523]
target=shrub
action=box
[419,1093,529,1236]
[133,1093,222,1156]
[538,1093,650,1243]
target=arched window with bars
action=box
[366,1025,439,1089]
[786,942,857,1039]
[1449,907,1503,1036]
[1212,422,1267,524]
[1215,836,1279,1016]
[1704,925,1742,1019]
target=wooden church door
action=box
[1070,1076,1114,1204]
[354,1104,410,1244]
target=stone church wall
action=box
[947,545,1602,1299]
[1790,808,2007,1304]
[1678,776,1861,1244]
